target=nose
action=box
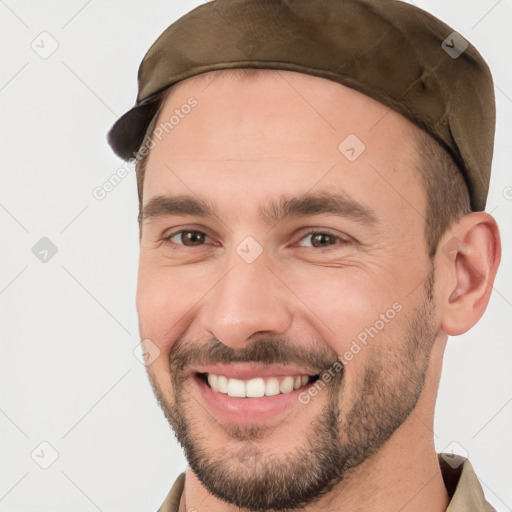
[197,254,293,349]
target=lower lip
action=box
[192,374,316,424]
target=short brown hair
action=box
[134,69,471,258]
[411,128,471,258]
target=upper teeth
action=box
[206,373,310,398]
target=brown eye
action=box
[299,232,341,248]
[311,233,337,247]
[167,230,210,246]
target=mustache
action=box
[169,336,340,375]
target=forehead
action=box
[143,69,425,225]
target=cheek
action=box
[136,259,217,351]
[136,267,190,387]
[136,260,179,349]
[286,267,407,361]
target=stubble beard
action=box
[147,268,437,511]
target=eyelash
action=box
[163,228,351,251]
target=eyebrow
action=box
[139,195,216,224]
[139,192,378,227]
[260,191,377,226]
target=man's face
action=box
[136,70,441,510]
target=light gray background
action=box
[0,1,511,511]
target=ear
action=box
[437,212,501,336]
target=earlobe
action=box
[439,213,501,336]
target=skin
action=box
[136,70,501,512]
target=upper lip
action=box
[192,364,321,380]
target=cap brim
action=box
[107,95,163,161]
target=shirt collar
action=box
[439,454,496,512]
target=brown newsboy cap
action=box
[107,0,495,211]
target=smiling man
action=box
[107,1,501,511]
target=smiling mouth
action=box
[197,372,320,398]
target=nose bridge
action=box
[199,248,292,348]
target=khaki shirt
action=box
[157,454,496,511]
